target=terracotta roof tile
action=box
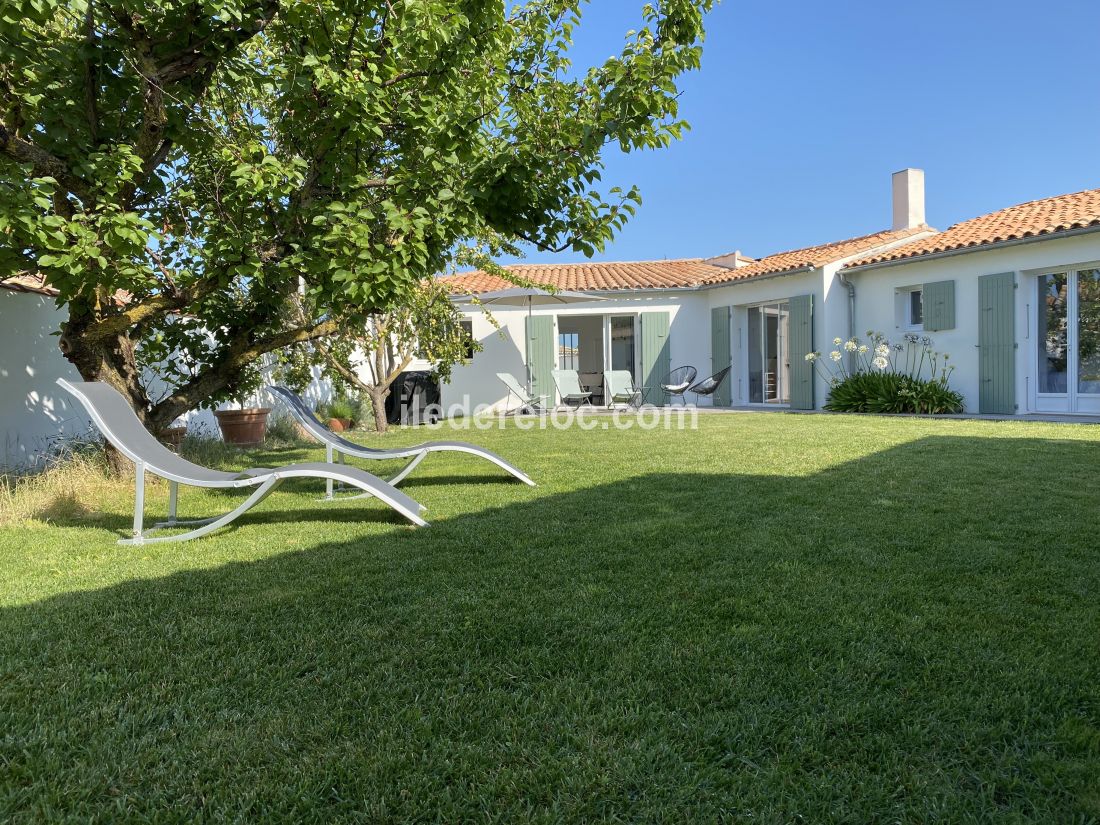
[0,272,58,297]
[699,225,934,283]
[847,188,1100,269]
[443,227,934,295]
[441,258,732,294]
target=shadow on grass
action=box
[2,436,1100,821]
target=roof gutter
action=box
[841,224,1100,274]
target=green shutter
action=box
[710,306,732,406]
[978,272,1016,414]
[640,311,671,407]
[525,315,555,404]
[923,279,956,331]
[788,294,814,410]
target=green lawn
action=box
[2,413,1100,822]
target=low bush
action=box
[808,332,964,415]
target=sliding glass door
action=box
[746,301,791,404]
[1036,269,1100,413]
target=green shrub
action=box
[824,372,963,414]
[809,331,964,415]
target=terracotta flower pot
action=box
[159,425,187,451]
[327,418,353,433]
[214,408,271,446]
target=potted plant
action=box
[322,398,356,432]
[214,369,271,446]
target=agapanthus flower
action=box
[805,352,819,362]
[833,337,843,346]
[830,350,842,362]
[844,340,858,352]
[858,345,869,354]
[874,343,890,357]
[872,356,889,370]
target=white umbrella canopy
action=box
[450,287,606,393]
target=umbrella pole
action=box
[526,299,533,396]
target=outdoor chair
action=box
[551,370,593,407]
[660,365,698,405]
[58,379,427,545]
[687,366,732,406]
[268,385,535,491]
[603,370,644,408]
[497,372,550,416]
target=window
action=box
[460,319,474,361]
[558,332,579,370]
[906,288,923,328]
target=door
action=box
[610,315,638,383]
[1034,268,1100,413]
[526,315,555,404]
[746,300,797,406]
[978,272,1016,414]
[710,306,732,406]
[640,311,671,407]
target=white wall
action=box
[849,232,1100,413]
[444,292,710,411]
[0,291,91,470]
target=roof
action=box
[699,225,934,283]
[442,226,934,295]
[847,188,1100,269]
[441,258,733,294]
[0,272,58,297]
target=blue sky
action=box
[506,0,1100,265]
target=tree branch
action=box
[0,121,92,201]
[157,1,281,85]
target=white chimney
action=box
[892,168,925,230]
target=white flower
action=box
[872,356,888,370]
[844,340,858,352]
[805,352,819,362]
[833,337,843,346]
[830,350,842,362]
[874,343,890,357]
[858,345,869,354]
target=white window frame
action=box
[897,286,924,331]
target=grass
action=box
[2,412,1100,822]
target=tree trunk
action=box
[367,387,389,433]
[58,307,151,474]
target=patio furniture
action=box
[687,366,732,406]
[497,372,550,415]
[268,385,535,490]
[604,370,643,408]
[659,365,698,405]
[58,379,428,545]
[552,370,593,407]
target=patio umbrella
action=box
[451,286,605,394]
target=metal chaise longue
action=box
[267,385,536,496]
[59,379,428,544]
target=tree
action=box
[0,0,712,433]
[310,277,478,432]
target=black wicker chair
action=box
[659,365,698,405]
[688,366,731,406]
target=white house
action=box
[441,170,1100,417]
[5,169,1100,469]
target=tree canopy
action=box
[0,0,712,429]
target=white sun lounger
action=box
[58,379,428,544]
[267,385,536,495]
